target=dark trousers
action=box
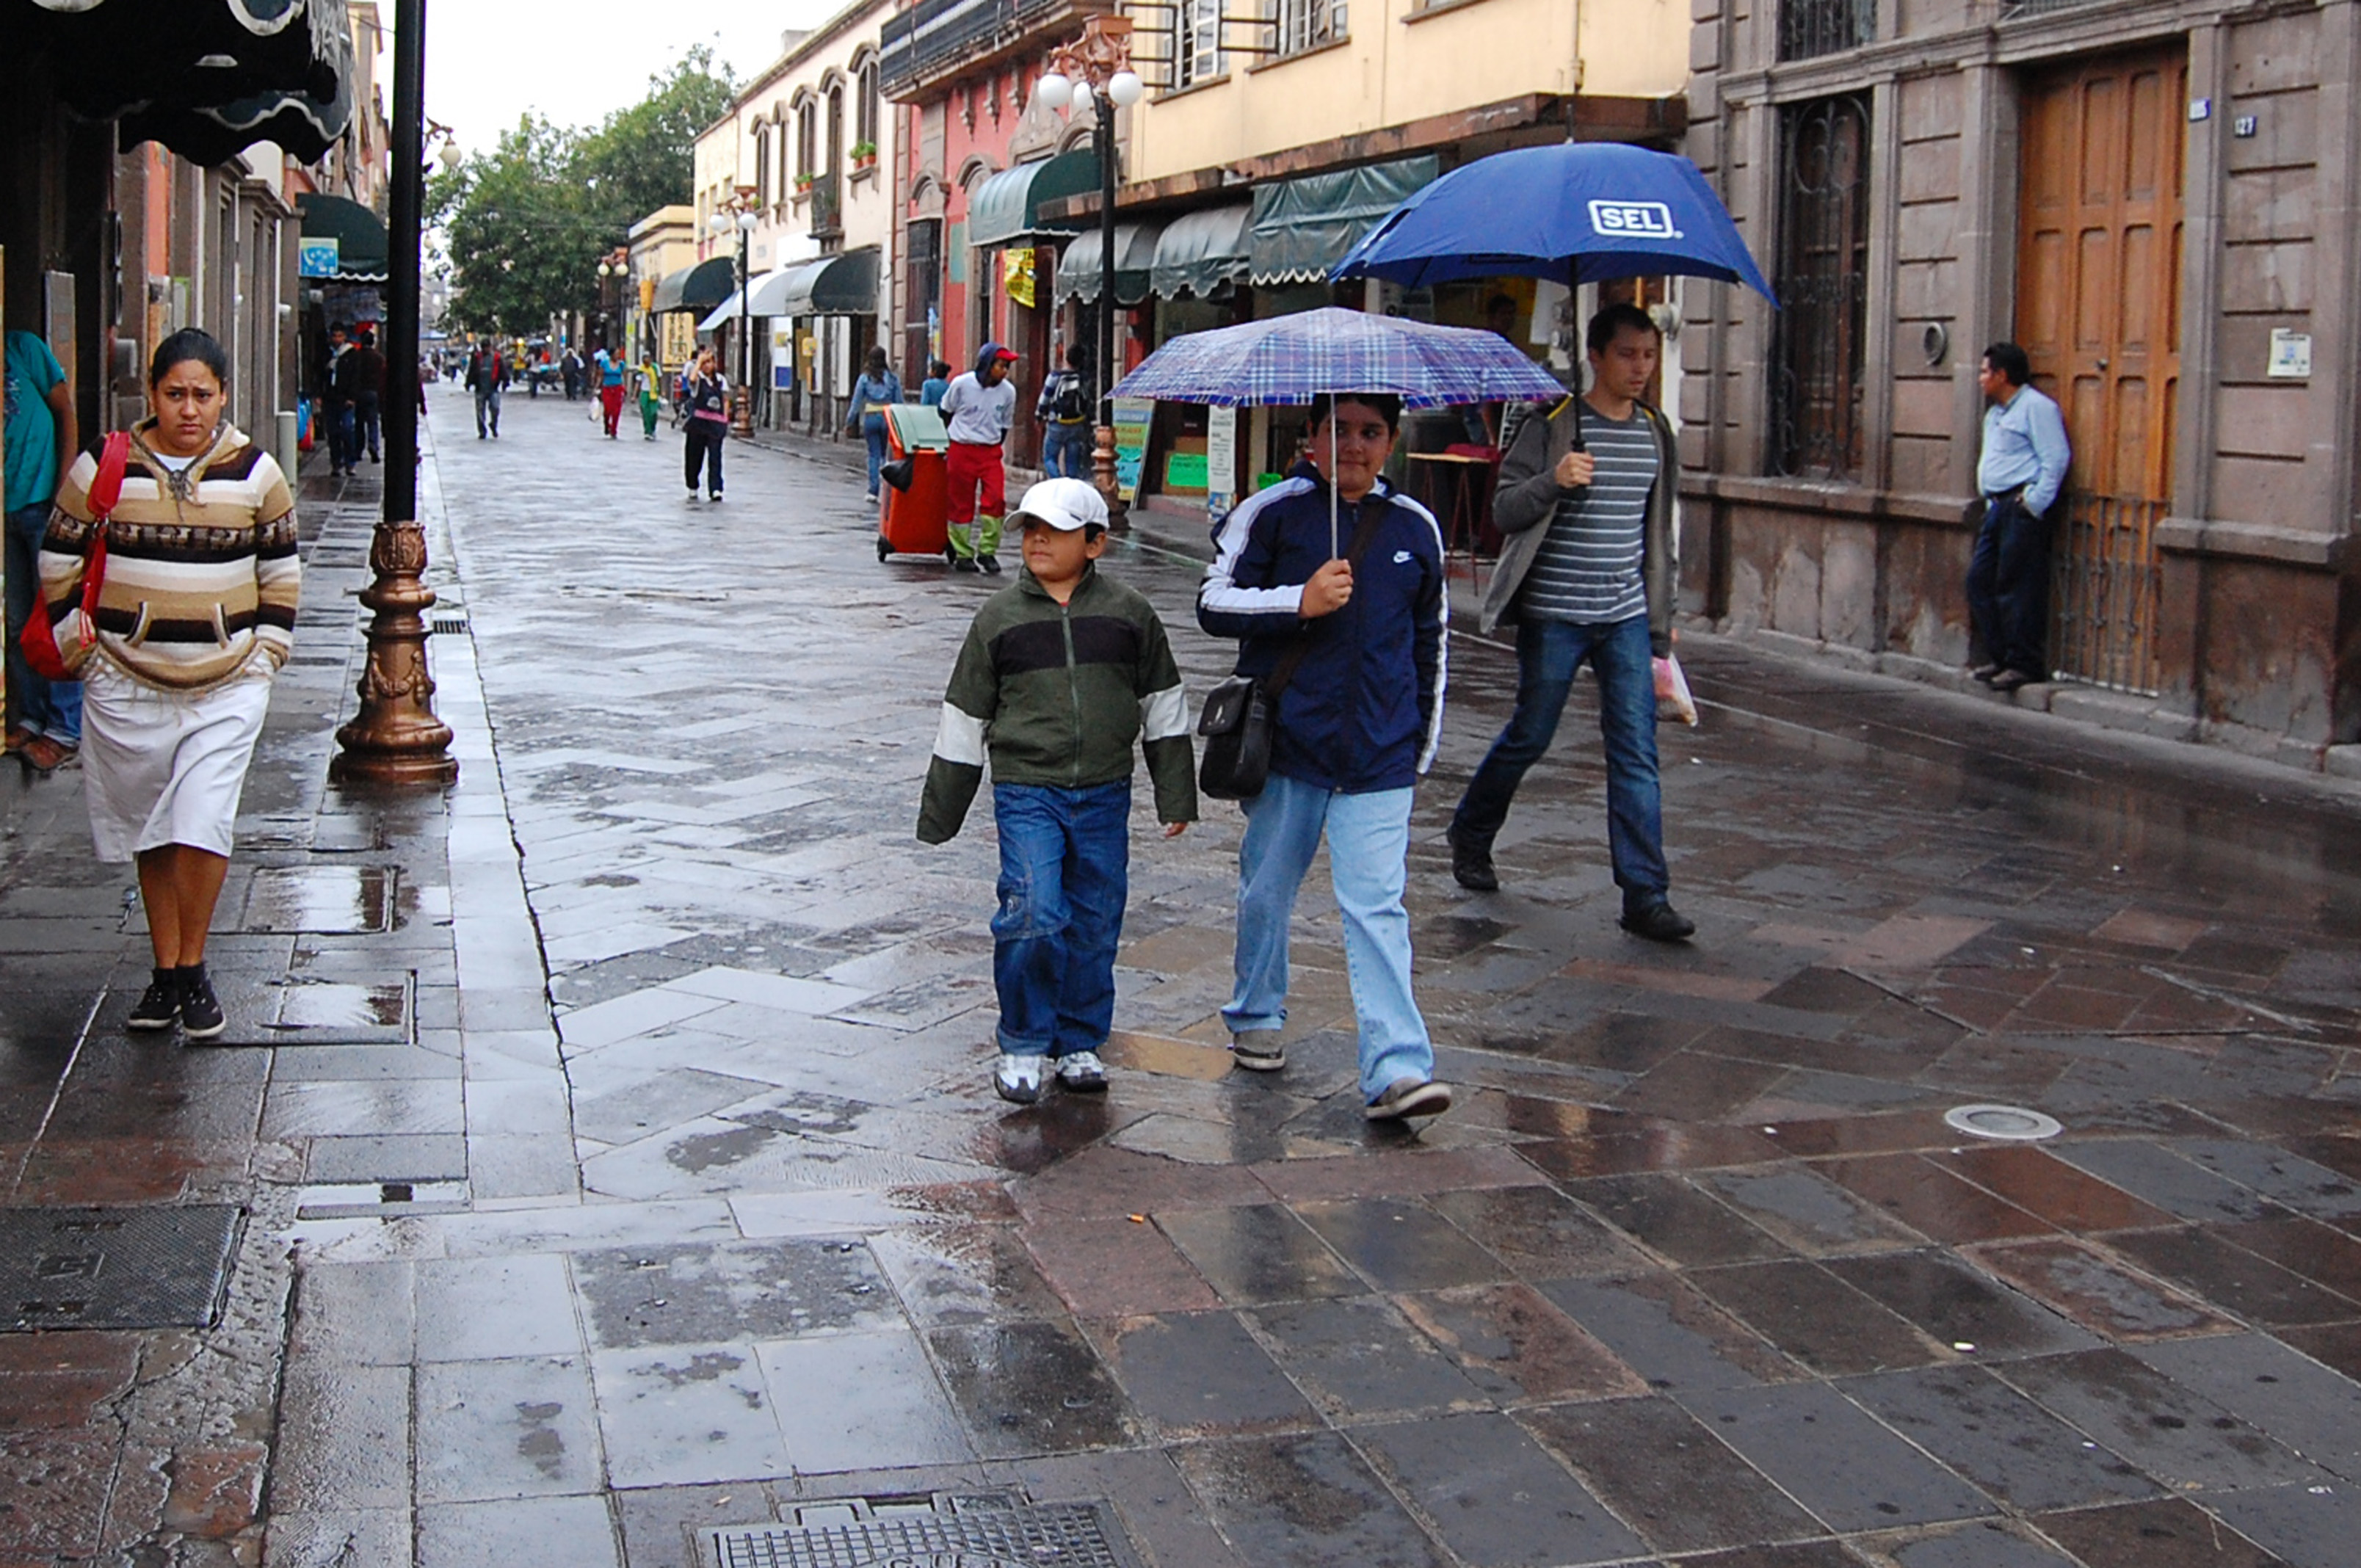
[1450,613,1669,904]
[683,420,725,496]
[1966,493,2051,678]
[325,399,353,470]
[354,392,381,460]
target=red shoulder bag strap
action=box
[79,431,133,616]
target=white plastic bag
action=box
[1654,654,1698,727]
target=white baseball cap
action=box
[1013,476,1109,533]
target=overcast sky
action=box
[405,1,844,156]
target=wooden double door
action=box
[2014,44,2186,692]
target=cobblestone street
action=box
[4,388,2359,1567]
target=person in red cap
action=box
[938,341,1020,573]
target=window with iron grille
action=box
[1780,0,1874,61]
[1769,93,1871,482]
[1178,0,1225,85]
[1275,0,1346,54]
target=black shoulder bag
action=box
[1197,501,1391,801]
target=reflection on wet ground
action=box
[4,393,2358,1567]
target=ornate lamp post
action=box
[332,0,456,786]
[1033,19,1145,515]
[708,187,760,435]
[595,248,627,352]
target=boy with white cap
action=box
[919,478,1198,1103]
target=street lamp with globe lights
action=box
[708,190,761,435]
[1034,18,1144,510]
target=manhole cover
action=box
[703,1495,1139,1568]
[0,1207,242,1331]
[1945,1103,2064,1141]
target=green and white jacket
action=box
[918,564,1198,843]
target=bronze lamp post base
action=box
[330,518,457,786]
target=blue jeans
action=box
[1451,612,1667,905]
[354,392,382,460]
[326,401,355,468]
[1965,493,2050,678]
[1225,772,1435,1101]
[1042,421,1093,479]
[863,413,890,496]
[992,781,1132,1058]
[5,504,82,744]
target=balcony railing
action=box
[880,0,1110,95]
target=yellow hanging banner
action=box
[1004,247,1036,311]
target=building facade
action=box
[692,2,900,432]
[1684,0,2361,763]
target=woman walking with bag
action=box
[845,345,902,502]
[682,347,728,501]
[37,329,299,1038]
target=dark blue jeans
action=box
[5,504,82,744]
[327,400,355,469]
[1965,493,2050,678]
[1042,421,1093,479]
[1451,612,1668,904]
[863,413,889,496]
[992,781,1131,1058]
[354,392,381,460]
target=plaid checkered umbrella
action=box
[1106,307,1567,409]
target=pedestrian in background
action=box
[347,327,385,465]
[682,347,728,502]
[466,339,503,439]
[562,347,583,402]
[595,346,626,438]
[920,357,952,409]
[1447,303,1694,943]
[39,328,299,1040]
[845,345,902,503]
[940,342,1018,574]
[1198,392,1453,1122]
[918,476,1197,1103]
[637,355,664,441]
[1035,343,1095,479]
[4,324,81,772]
[322,322,354,474]
[1968,341,2070,693]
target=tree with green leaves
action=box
[438,48,736,338]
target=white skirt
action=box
[81,658,274,863]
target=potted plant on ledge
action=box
[851,140,877,173]
[794,170,816,195]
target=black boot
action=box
[1446,824,1498,893]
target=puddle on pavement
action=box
[238,867,396,933]
[276,981,410,1030]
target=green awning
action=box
[775,246,883,316]
[651,256,738,314]
[297,194,387,282]
[1150,205,1252,300]
[965,149,1098,248]
[1053,222,1162,305]
[1249,155,1439,285]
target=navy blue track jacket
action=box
[1197,463,1447,794]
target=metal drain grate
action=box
[703,1495,1139,1568]
[0,1206,242,1331]
[430,617,469,635]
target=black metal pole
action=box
[1097,90,1116,422]
[385,0,424,520]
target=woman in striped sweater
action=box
[38,328,300,1039]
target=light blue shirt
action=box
[1978,382,2070,516]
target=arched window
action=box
[827,87,844,178]
[797,98,818,177]
[857,59,880,152]
[753,123,771,206]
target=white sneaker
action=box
[1056,1050,1109,1092]
[994,1052,1045,1105]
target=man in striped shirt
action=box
[1448,303,1694,943]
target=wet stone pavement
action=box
[0,388,2357,1568]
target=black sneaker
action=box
[177,966,226,1039]
[126,972,179,1031]
[977,553,1003,575]
[952,556,981,574]
[1446,825,1498,892]
[1970,662,2002,682]
[1620,899,1697,943]
[1366,1078,1453,1121]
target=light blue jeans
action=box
[1223,772,1435,1102]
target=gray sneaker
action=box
[1055,1050,1109,1092]
[1366,1078,1452,1121]
[1230,1034,1286,1072]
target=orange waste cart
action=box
[877,404,953,564]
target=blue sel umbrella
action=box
[1331,142,1777,300]
[1106,306,1568,553]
